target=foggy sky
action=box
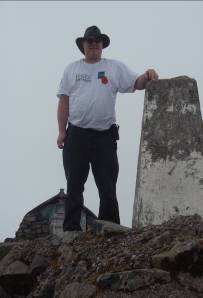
[1,1,203,241]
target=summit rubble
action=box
[0,214,203,297]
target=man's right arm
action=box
[57,95,69,149]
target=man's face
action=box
[83,36,103,60]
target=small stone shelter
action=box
[15,189,97,239]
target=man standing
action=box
[57,26,158,232]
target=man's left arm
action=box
[134,69,159,90]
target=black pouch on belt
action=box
[110,124,120,141]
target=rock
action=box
[90,220,131,235]
[189,239,203,276]
[58,245,78,264]
[178,272,203,293]
[27,283,55,298]
[30,254,48,277]
[3,214,203,297]
[0,285,10,298]
[96,284,203,298]
[0,261,33,296]
[0,274,34,296]
[198,238,203,250]
[151,239,200,272]
[26,274,56,298]
[4,260,29,275]
[148,231,172,248]
[59,282,96,298]
[0,245,12,262]
[0,242,31,276]
[39,285,55,298]
[62,231,83,244]
[96,268,170,291]
[77,260,87,274]
[196,222,203,236]
[3,238,14,243]
[50,235,61,247]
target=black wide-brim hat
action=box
[76,26,110,55]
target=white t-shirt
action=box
[57,58,139,130]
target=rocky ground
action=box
[1,214,203,297]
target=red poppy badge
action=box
[101,76,108,84]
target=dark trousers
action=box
[62,123,120,231]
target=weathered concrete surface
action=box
[132,76,203,228]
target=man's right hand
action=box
[57,131,66,149]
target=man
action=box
[56,26,158,233]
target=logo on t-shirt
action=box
[76,74,91,82]
[98,71,108,85]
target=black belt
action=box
[68,122,119,140]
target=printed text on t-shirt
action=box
[76,74,91,82]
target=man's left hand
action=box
[144,69,159,81]
[134,68,159,90]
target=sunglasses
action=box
[85,37,102,44]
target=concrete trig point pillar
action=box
[132,76,203,228]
